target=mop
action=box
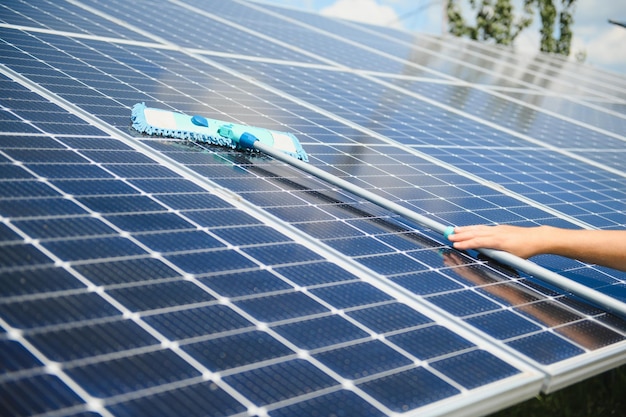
[131,102,308,161]
[130,102,626,317]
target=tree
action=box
[534,0,575,55]
[447,0,577,56]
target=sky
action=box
[256,0,626,76]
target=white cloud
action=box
[513,29,540,57]
[569,1,626,73]
[579,26,626,72]
[320,0,401,28]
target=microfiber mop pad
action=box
[130,102,308,161]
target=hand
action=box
[447,225,549,259]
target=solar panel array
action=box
[1,0,625,416]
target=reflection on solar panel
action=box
[1,0,625,416]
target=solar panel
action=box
[1,0,625,416]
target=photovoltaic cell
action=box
[106,381,246,417]
[1,1,625,416]
[26,319,159,361]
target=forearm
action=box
[539,227,626,272]
[448,225,626,272]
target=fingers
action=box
[445,224,535,258]
[446,225,500,251]
[448,225,495,242]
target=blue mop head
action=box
[130,102,308,161]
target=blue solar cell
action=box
[0,339,42,373]
[42,236,146,262]
[105,212,196,233]
[107,381,246,417]
[66,349,201,398]
[314,340,413,379]
[0,292,120,329]
[155,193,233,210]
[26,163,113,179]
[446,209,497,225]
[58,136,133,151]
[391,270,465,295]
[0,134,64,150]
[507,332,585,365]
[347,303,433,333]
[235,291,329,323]
[205,176,282,193]
[466,310,543,340]
[274,262,359,286]
[73,257,180,285]
[4,149,89,164]
[0,267,84,297]
[0,374,84,416]
[389,325,475,360]
[408,247,466,268]
[0,197,86,218]
[166,249,257,275]
[81,150,156,164]
[13,216,116,239]
[50,179,139,196]
[128,179,207,194]
[0,164,34,179]
[0,243,53,269]
[14,109,87,126]
[430,349,520,389]
[78,195,165,214]
[267,205,336,222]
[223,359,338,406]
[295,220,364,239]
[108,280,216,312]
[211,225,291,246]
[134,230,224,253]
[182,330,294,372]
[270,389,385,417]
[0,180,58,198]
[375,232,441,252]
[143,305,252,340]
[358,367,460,412]
[27,319,159,362]
[309,282,394,309]
[0,119,40,133]
[201,269,292,297]
[325,236,395,256]
[183,209,261,228]
[242,243,323,266]
[104,164,181,179]
[426,289,503,317]
[357,253,430,275]
[273,315,369,349]
[241,191,310,208]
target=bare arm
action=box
[447,225,626,272]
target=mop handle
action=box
[246,136,626,317]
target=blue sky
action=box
[256,0,626,75]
